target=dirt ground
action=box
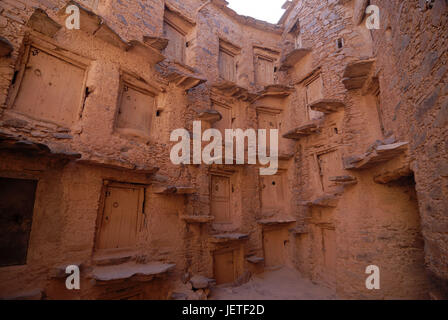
[210,267,338,300]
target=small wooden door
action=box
[260,174,284,213]
[306,76,324,120]
[258,112,278,149]
[97,185,142,250]
[322,228,336,286]
[213,103,232,136]
[211,175,230,223]
[116,83,154,136]
[219,49,236,82]
[318,151,344,192]
[255,56,274,86]
[163,22,185,63]
[263,228,287,267]
[214,250,235,285]
[13,47,85,127]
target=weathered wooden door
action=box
[258,112,278,150]
[211,175,230,223]
[213,103,232,136]
[322,228,336,286]
[97,186,142,250]
[116,83,154,136]
[318,150,343,192]
[256,56,274,86]
[260,174,284,213]
[13,47,85,127]
[163,22,185,63]
[219,49,235,82]
[263,228,287,267]
[306,76,324,120]
[214,250,235,285]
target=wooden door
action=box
[260,174,284,213]
[263,229,286,267]
[211,175,230,223]
[213,103,232,136]
[322,228,336,286]
[13,47,85,127]
[306,76,324,120]
[256,56,274,86]
[163,22,185,63]
[97,186,142,250]
[116,83,154,136]
[219,49,235,82]
[318,151,344,192]
[258,112,278,150]
[214,250,235,285]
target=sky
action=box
[226,0,287,24]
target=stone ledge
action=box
[344,142,409,170]
[308,99,346,114]
[209,233,250,243]
[195,110,222,123]
[301,193,341,208]
[257,218,296,225]
[342,59,375,90]
[247,256,264,264]
[90,262,175,283]
[180,215,215,223]
[280,48,312,70]
[212,80,257,102]
[253,85,295,102]
[151,186,196,195]
[283,120,321,140]
[161,61,206,91]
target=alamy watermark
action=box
[170,121,278,176]
[366,5,380,30]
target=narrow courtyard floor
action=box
[209,267,338,300]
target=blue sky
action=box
[226,0,286,24]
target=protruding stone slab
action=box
[283,121,321,140]
[254,84,295,101]
[27,8,62,37]
[77,156,158,174]
[257,218,296,225]
[189,275,215,289]
[0,132,81,160]
[344,142,409,170]
[210,233,249,243]
[342,59,375,90]
[289,226,309,235]
[196,110,222,123]
[90,262,175,283]
[280,48,312,70]
[162,62,206,91]
[0,37,13,57]
[143,36,169,52]
[301,193,341,208]
[309,99,345,114]
[247,256,264,264]
[180,215,215,223]
[152,186,196,195]
[329,175,358,186]
[213,80,257,102]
